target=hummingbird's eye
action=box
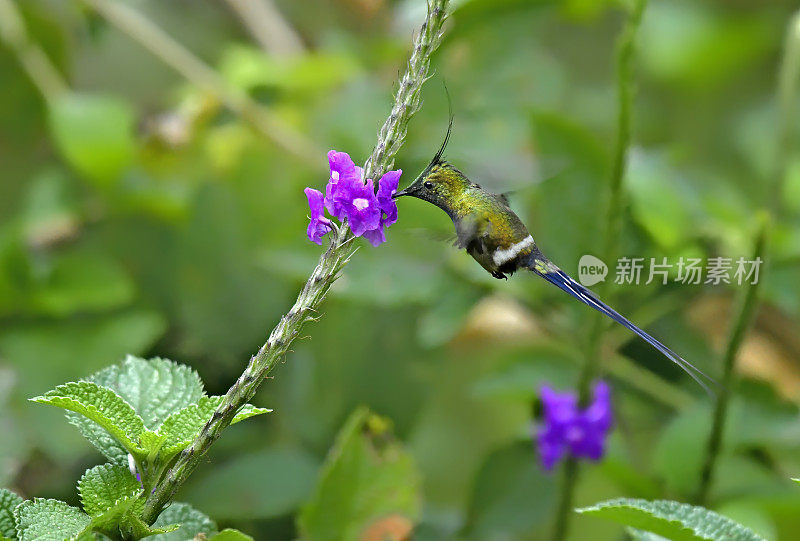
[423,181,433,189]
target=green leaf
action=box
[627,529,670,541]
[48,94,135,187]
[148,502,217,541]
[31,381,148,456]
[78,464,141,518]
[157,396,270,458]
[577,498,766,541]
[119,512,178,540]
[66,415,129,465]
[211,529,254,541]
[298,407,421,541]
[184,448,318,520]
[88,495,138,537]
[0,309,166,463]
[14,499,90,541]
[0,489,23,539]
[68,356,204,463]
[88,356,206,429]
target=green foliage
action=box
[156,396,270,459]
[0,489,23,540]
[209,529,254,541]
[2,0,800,538]
[31,381,149,457]
[4,357,266,540]
[67,356,205,463]
[78,464,140,518]
[36,357,269,471]
[148,503,216,541]
[89,357,205,430]
[298,407,421,541]
[13,499,90,541]
[577,498,766,541]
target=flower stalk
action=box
[551,1,647,539]
[695,215,769,505]
[140,0,450,524]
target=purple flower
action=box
[325,150,363,219]
[305,150,402,246]
[341,178,381,237]
[536,381,613,471]
[362,226,386,247]
[376,169,401,228]
[304,187,332,245]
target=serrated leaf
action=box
[66,357,205,463]
[66,413,129,465]
[119,513,179,540]
[577,498,766,541]
[14,499,90,541]
[0,489,23,539]
[157,397,270,458]
[89,357,205,429]
[88,495,138,537]
[211,529,254,541]
[147,502,217,541]
[31,382,148,456]
[298,407,421,541]
[627,529,670,541]
[79,463,141,518]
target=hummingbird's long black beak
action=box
[393,177,423,198]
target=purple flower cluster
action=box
[536,381,613,471]
[304,151,401,246]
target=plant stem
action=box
[0,0,69,103]
[79,0,320,164]
[695,216,769,505]
[774,9,800,216]
[551,2,647,539]
[696,8,799,504]
[581,0,648,400]
[552,459,579,541]
[140,0,450,525]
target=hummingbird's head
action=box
[394,115,469,215]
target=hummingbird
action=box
[393,119,713,391]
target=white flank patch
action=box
[493,235,534,266]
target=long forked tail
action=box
[527,255,715,393]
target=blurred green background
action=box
[2,0,800,539]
